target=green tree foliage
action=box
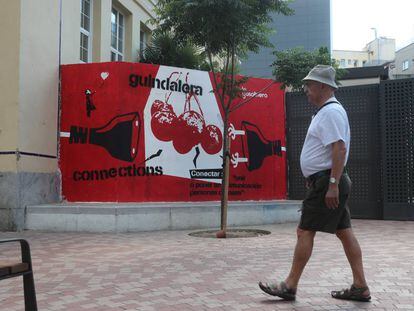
[154,0,292,59]
[153,0,293,235]
[272,47,346,91]
[140,31,210,70]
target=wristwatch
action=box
[329,177,337,185]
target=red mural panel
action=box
[59,62,286,202]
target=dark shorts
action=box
[299,173,352,234]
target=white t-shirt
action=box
[300,97,350,178]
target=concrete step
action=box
[25,200,301,232]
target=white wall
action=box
[0,0,21,171]
[364,38,396,65]
[1,0,155,172]
[61,0,82,65]
[61,0,155,64]
[18,0,60,172]
[118,0,155,62]
[93,0,113,62]
[390,43,414,78]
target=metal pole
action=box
[371,28,378,65]
[378,37,380,65]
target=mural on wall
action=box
[59,62,286,202]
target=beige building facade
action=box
[390,43,414,79]
[333,37,396,69]
[364,37,396,66]
[0,0,155,230]
[332,50,369,68]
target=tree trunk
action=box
[220,113,230,232]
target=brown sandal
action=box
[258,281,296,300]
[331,284,371,302]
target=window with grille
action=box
[139,31,147,59]
[111,8,124,61]
[402,60,409,71]
[80,0,92,63]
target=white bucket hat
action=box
[302,65,338,89]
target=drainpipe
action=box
[57,0,62,157]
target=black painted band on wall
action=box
[0,151,57,159]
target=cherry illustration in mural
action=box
[150,99,174,116]
[151,110,178,142]
[201,124,222,155]
[150,98,177,143]
[150,72,223,156]
[174,110,206,154]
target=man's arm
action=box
[325,140,346,209]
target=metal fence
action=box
[380,79,414,220]
[286,78,414,220]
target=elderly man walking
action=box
[259,65,371,302]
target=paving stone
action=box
[1,220,413,310]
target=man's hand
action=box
[325,184,339,209]
[327,140,346,209]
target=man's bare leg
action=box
[336,228,370,296]
[284,228,316,289]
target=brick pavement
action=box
[1,220,413,310]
